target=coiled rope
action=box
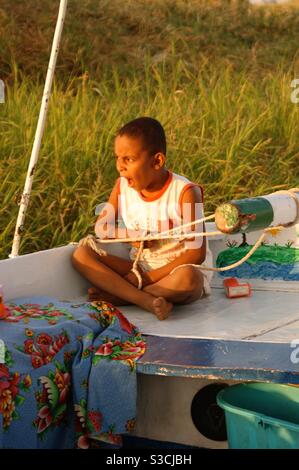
[79,219,287,290]
[80,188,299,289]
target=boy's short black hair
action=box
[117,117,166,156]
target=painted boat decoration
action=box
[217,243,299,281]
[214,220,299,286]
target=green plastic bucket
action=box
[216,383,299,449]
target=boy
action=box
[72,117,212,320]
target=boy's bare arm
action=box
[141,185,206,286]
[94,179,142,245]
[94,179,119,238]
[94,179,131,239]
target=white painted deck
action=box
[122,289,299,342]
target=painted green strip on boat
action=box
[216,245,299,267]
[215,197,274,234]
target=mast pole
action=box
[10,0,68,258]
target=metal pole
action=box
[10,0,68,258]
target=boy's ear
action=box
[153,152,165,169]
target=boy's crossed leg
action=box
[78,242,204,306]
[143,265,204,304]
[71,245,172,320]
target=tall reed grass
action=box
[1,1,299,258]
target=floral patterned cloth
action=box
[0,296,146,449]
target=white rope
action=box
[131,241,144,289]
[171,230,269,274]
[79,234,144,290]
[80,188,299,289]
[78,234,107,256]
[81,226,266,283]
[81,222,287,289]
[97,230,221,244]
[153,213,216,238]
[97,213,218,244]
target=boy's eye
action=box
[115,156,134,164]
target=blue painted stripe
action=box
[137,336,299,383]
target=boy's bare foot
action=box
[151,297,173,321]
[88,289,172,320]
[88,287,130,306]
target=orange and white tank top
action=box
[117,171,212,273]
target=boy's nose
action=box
[116,160,126,173]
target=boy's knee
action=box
[173,266,202,292]
[71,245,91,268]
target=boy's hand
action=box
[124,271,151,288]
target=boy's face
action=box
[114,134,162,191]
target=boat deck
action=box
[120,288,299,383]
[122,288,299,342]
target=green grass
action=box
[1,0,299,259]
[2,0,299,81]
